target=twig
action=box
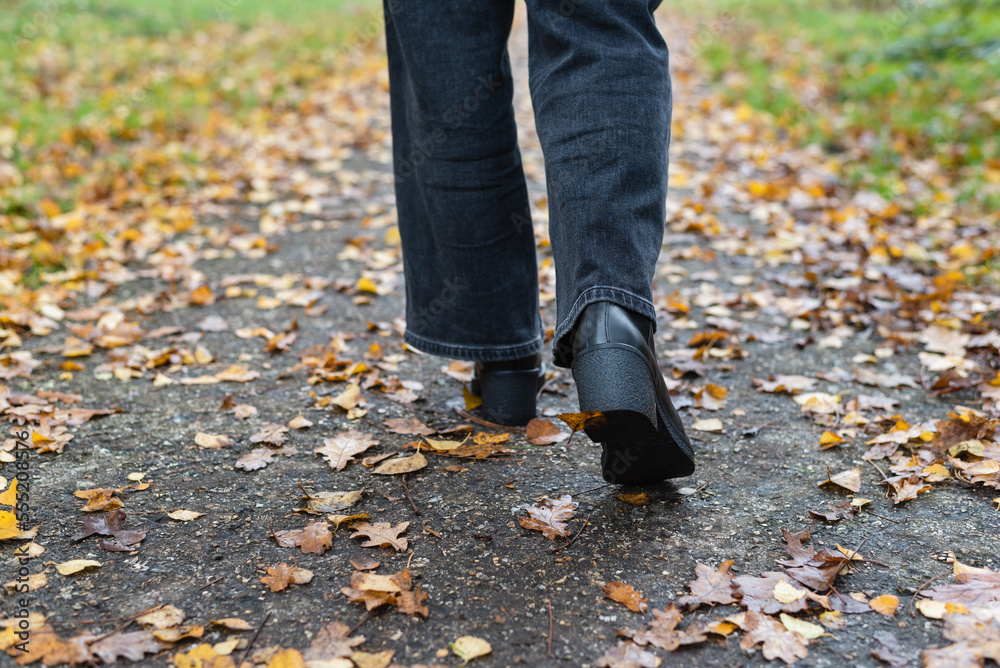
[237,611,271,667]
[349,611,372,636]
[867,510,904,524]
[866,459,891,490]
[547,600,554,659]
[90,618,134,645]
[844,536,869,562]
[452,407,525,433]
[573,483,613,496]
[199,576,224,591]
[550,506,598,554]
[909,570,951,618]
[400,475,421,516]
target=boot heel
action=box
[478,369,539,426]
[572,346,657,441]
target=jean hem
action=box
[403,330,544,363]
[551,286,658,368]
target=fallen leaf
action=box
[595,642,661,667]
[350,521,409,552]
[526,418,569,445]
[372,450,427,475]
[621,604,709,651]
[232,404,258,419]
[210,618,255,631]
[818,466,862,493]
[316,431,379,471]
[739,609,809,664]
[136,605,185,629]
[383,417,436,435]
[195,432,233,449]
[518,495,577,539]
[235,448,275,471]
[779,613,828,640]
[301,622,365,662]
[55,559,102,575]
[869,594,900,617]
[452,636,491,664]
[603,581,649,613]
[273,520,333,554]
[677,560,738,610]
[260,563,314,592]
[692,418,723,432]
[167,509,205,522]
[753,375,817,394]
[298,490,363,514]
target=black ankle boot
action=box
[568,302,695,484]
[469,354,544,426]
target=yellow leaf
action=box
[818,431,844,447]
[779,613,828,640]
[55,559,102,575]
[868,594,899,617]
[452,636,492,664]
[773,578,807,603]
[0,478,17,505]
[463,384,482,411]
[692,418,723,432]
[357,277,379,294]
[915,599,946,619]
[373,450,427,475]
[266,648,305,668]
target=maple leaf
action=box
[302,622,365,661]
[235,448,274,471]
[603,581,649,613]
[89,629,167,664]
[739,610,809,664]
[350,521,409,552]
[923,569,1000,608]
[315,430,379,470]
[518,495,577,539]
[622,604,709,652]
[677,560,738,610]
[273,520,332,554]
[734,572,811,615]
[777,530,851,592]
[260,563,314,592]
[887,475,932,504]
[526,418,569,445]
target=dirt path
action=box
[5,7,999,668]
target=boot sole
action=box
[572,345,695,484]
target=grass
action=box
[675,0,1000,210]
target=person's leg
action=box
[383,0,543,364]
[523,0,671,367]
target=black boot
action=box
[469,354,544,426]
[568,302,695,484]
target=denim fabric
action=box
[383,0,670,367]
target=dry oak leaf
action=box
[733,572,810,615]
[301,622,365,662]
[383,417,436,436]
[214,365,260,383]
[595,642,661,668]
[817,466,862,493]
[235,448,274,471]
[195,432,233,449]
[90,629,168,664]
[351,649,395,668]
[739,610,809,664]
[232,404,258,419]
[273,520,333,554]
[4,626,95,666]
[808,501,856,522]
[677,560,738,610]
[297,489,363,514]
[210,618,255,631]
[55,559,102,575]
[752,375,817,394]
[622,604,709,652]
[603,581,649,613]
[557,411,608,435]
[288,415,313,429]
[260,563,314,592]
[373,450,427,475]
[526,418,569,445]
[350,555,380,571]
[350,521,409,552]
[316,431,379,471]
[518,495,577,539]
[451,636,492,664]
[331,383,362,411]
[250,423,289,446]
[167,509,205,522]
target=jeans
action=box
[383,0,671,367]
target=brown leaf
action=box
[739,610,809,664]
[870,631,909,666]
[301,622,365,662]
[603,581,649,613]
[526,418,569,445]
[622,604,709,652]
[195,432,233,449]
[350,521,409,552]
[557,411,608,435]
[518,495,577,539]
[88,629,167,664]
[807,501,856,522]
[383,417,436,436]
[298,490,363,514]
[734,572,811,615]
[250,422,289,446]
[273,520,333,554]
[350,556,380,571]
[214,364,260,382]
[372,450,427,475]
[315,431,379,471]
[235,448,274,471]
[677,560,738,610]
[260,563,314,592]
[594,642,661,668]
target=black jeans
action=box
[383,0,671,367]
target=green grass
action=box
[676,0,1000,209]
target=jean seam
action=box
[404,329,544,362]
